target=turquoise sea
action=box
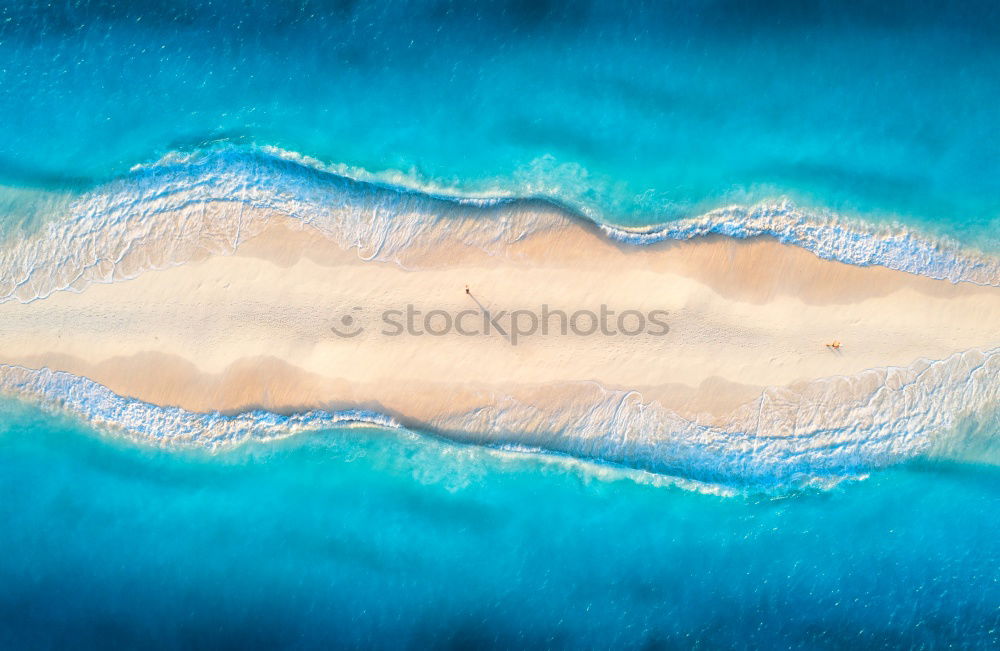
[1,1,999,647]
[2,399,999,649]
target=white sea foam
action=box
[0,148,566,302]
[2,346,997,493]
[0,364,399,450]
[602,204,1000,286]
[2,146,999,303]
[428,347,1000,489]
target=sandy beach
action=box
[2,212,999,438]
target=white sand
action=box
[2,217,999,431]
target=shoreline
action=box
[2,215,999,428]
[4,149,1000,309]
[2,211,1000,486]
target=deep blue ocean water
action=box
[1,1,999,647]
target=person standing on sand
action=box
[465,285,470,295]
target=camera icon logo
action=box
[330,307,364,338]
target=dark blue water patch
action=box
[5,1,999,40]
[0,401,997,649]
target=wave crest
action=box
[0,364,398,449]
[429,348,1000,490]
[3,346,998,493]
[1,146,999,302]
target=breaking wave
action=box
[0,364,399,449]
[430,348,1000,490]
[3,345,998,494]
[1,145,999,303]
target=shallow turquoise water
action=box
[0,400,998,649]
